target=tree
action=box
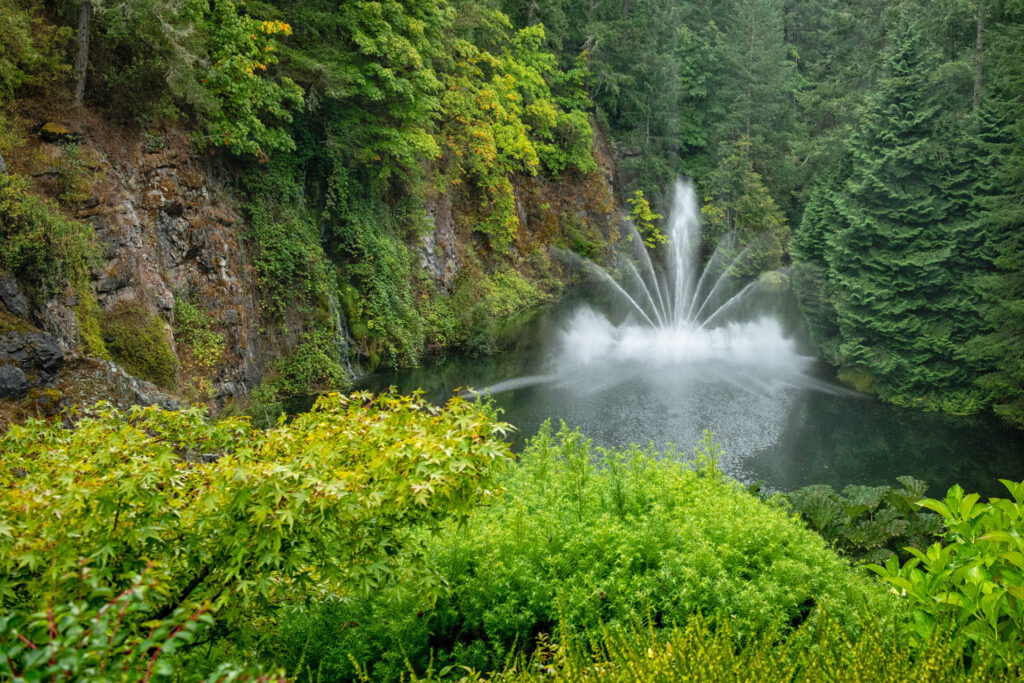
[701,137,791,275]
[967,13,1024,426]
[827,17,984,412]
[72,0,89,103]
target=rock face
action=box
[421,193,460,294]
[0,329,63,399]
[24,119,267,406]
[56,356,183,411]
[0,277,30,320]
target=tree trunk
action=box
[973,0,984,112]
[74,1,92,105]
[0,152,7,177]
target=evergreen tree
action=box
[968,16,1024,426]
[828,17,984,412]
[791,163,847,362]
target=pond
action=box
[362,293,1024,498]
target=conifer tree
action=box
[791,165,847,363]
[968,18,1024,426]
[828,17,984,412]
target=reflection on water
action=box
[363,298,1024,498]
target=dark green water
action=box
[363,297,1024,498]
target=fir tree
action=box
[828,17,985,412]
[792,164,847,363]
[968,19,1024,426]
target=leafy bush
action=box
[783,477,944,565]
[173,297,226,398]
[0,174,99,300]
[0,566,282,682]
[421,268,549,356]
[0,0,70,104]
[102,301,180,388]
[248,330,350,425]
[241,161,333,320]
[267,424,891,680]
[1,392,511,677]
[869,480,1024,668]
[406,615,1006,682]
[437,23,596,247]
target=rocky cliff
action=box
[0,106,620,425]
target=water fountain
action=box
[479,179,823,393]
[369,179,1024,494]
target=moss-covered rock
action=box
[102,301,178,388]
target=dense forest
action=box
[3,0,1024,680]
[0,0,1021,425]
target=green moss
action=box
[102,302,178,388]
[0,174,99,300]
[75,289,108,359]
[838,367,876,394]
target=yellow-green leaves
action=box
[626,189,666,249]
[0,391,511,627]
[868,480,1024,667]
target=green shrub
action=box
[0,174,99,300]
[242,161,333,320]
[421,269,549,356]
[102,301,179,388]
[783,477,944,565]
[75,287,109,359]
[248,329,351,425]
[404,615,1008,682]
[869,479,1024,668]
[0,391,510,679]
[0,567,282,682]
[267,424,892,681]
[173,297,225,397]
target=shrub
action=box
[0,566,283,682]
[268,424,892,680]
[403,615,1008,682]
[173,297,226,397]
[783,477,944,565]
[869,479,1024,668]
[102,301,179,388]
[0,174,99,300]
[0,392,512,677]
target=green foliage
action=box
[173,297,226,397]
[701,138,790,274]
[249,330,350,424]
[188,1,303,157]
[626,189,665,249]
[1,392,509,679]
[0,174,100,300]
[74,286,109,359]
[802,18,986,413]
[784,477,943,565]
[0,391,511,629]
[84,0,301,157]
[966,20,1024,428]
[0,567,281,682]
[410,615,1006,682]
[421,268,549,355]
[436,22,595,247]
[266,424,890,680]
[0,0,70,105]
[330,195,425,369]
[101,302,179,388]
[241,159,333,320]
[869,480,1024,668]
